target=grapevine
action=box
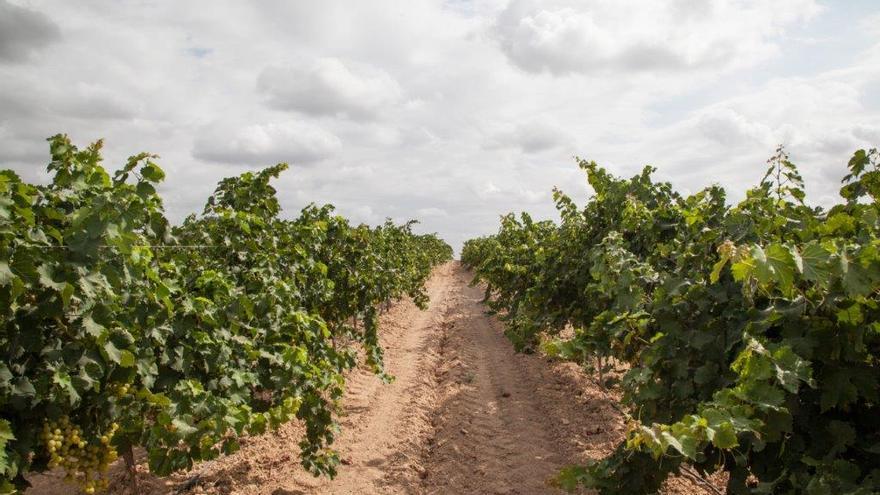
[463,147,880,494]
[0,135,451,493]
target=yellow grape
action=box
[41,416,116,493]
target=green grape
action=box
[41,417,118,493]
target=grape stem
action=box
[679,465,724,495]
[122,445,138,493]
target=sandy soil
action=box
[29,262,721,495]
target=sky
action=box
[1,0,879,253]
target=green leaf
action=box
[694,363,718,385]
[840,251,873,297]
[103,340,124,365]
[0,365,10,389]
[820,213,856,235]
[119,350,136,368]
[771,346,813,393]
[736,381,785,410]
[141,162,166,182]
[836,304,863,326]
[172,418,198,436]
[60,282,74,308]
[800,242,831,283]
[709,421,738,449]
[710,255,729,284]
[52,370,81,406]
[81,314,105,337]
[827,420,856,458]
[731,258,754,282]
[0,419,14,474]
[12,377,35,399]
[553,465,590,491]
[0,261,15,286]
[751,245,773,285]
[37,264,67,291]
[661,431,696,459]
[766,244,797,294]
[821,369,859,412]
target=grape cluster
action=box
[108,382,131,398]
[41,416,119,494]
[717,239,750,262]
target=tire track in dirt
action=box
[418,265,569,494]
[421,265,616,494]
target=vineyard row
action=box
[0,135,452,493]
[462,147,880,494]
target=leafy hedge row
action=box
[0,135,451,493]
[462,148,880,494]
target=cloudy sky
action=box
[1,0,879,252]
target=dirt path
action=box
[286,260,595,494]
[30,262,714,495]
[419,264,579,494]
[284,262,456,494]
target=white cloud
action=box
[860,12,880,38]
[417,207,449,217]
[54,84,139,121]
[494,0,821,75]
[623,65,880,206]
[696,108,774,148]
[257,58,403,120]
[473,180,547,204]
[193,121,342,166]
[475,181,501,199]
[486,118,573,153]
[0,0,60,63]
[336,165,375,181]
